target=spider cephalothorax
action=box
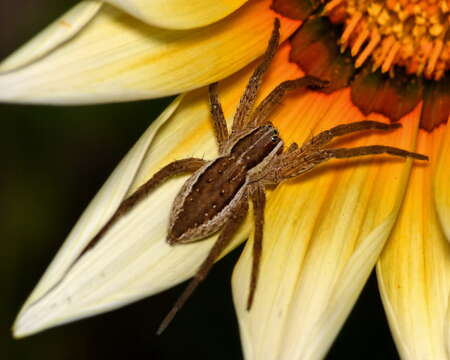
[32,18,428,334]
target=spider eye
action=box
[271,128,279,139]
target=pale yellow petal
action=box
[232,45,421,359]
[13,48,282,336]
[106,0,248,29]
[13,95,180,337]
[0,1,102,72]
[13,89,251,336]
[377,126,450,359]
[434,119,450,241]
[0,0,299,104]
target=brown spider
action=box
[33,18,428,335]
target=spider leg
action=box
[247,183,266,310]
[208,82,229,153]
[262,144,427,184]
[300,120,403,151]
[321,145,429,161]
[27,157,208,310]
[157,197,249,335]
[81,158,208,258]
[231,18,280,135]
[250,76,329,127]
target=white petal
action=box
[106,0,248,29]
[0,0,299,104]
[0,1,102,72]
[14,96,182,337]
[12,57,265,336]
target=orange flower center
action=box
[324,0,450,80]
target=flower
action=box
[2,0,449,359]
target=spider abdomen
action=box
[167,157,247,244]
[167,124,283,245]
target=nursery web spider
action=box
[33,18,428,334]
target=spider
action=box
[36,18,427,335]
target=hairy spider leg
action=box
[81,158,208,257]
[265,121,402,158]
[157,198,249,335]
[247,183,266,310]
[26,157,207,310]
[322,145,429,160]
[271,143,428,182]
[208,82,229,153]
[250,76,329,127]
[300,120,402,151]
[231,18,280,135]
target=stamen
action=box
[373,35,395,71]
[325,0,450,79]
[324,0,345,13]
[351,26,370,56]
[382,41,400,73]
[426,38,444,77]
[341,12,362,48]
[356,28,381,67]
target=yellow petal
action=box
[434,120,450,240]
[106,0,248,29]
[11,41,324,338]
[0,0,299,104]
[0,1,102,72]
[232,45,421,360]
[13,91,251,337]
[14,48,282,336]
[377,126,450,359]
[13,95,180,337]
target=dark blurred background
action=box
[1,1,399,359]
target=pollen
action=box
[324,0,450,79]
